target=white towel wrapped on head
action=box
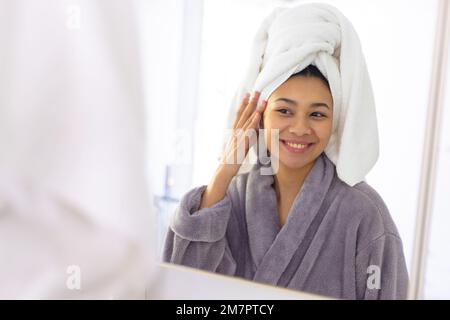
[230,3,379,187]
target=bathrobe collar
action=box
[245,152,336,284]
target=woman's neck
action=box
[273,160,316,225]
[274,160,316,199]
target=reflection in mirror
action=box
[152,0,441,299]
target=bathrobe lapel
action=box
[246,153,335,286]
[245,163,280,269]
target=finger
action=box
[256,100,267,130]
[242,109,261,131]
[236,91,260,128]
[235,114,257,145]
[243,118,260,150]
[233,92,250,128]
[243,99,266,130]
[258,99,268,114]
[250,111,262,130]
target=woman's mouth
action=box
[280,139,313,154]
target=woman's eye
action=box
[277,108,291,115]
[311,112,326,118]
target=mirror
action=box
[148,0,448,299]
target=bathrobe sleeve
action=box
[162,185,237,275]
[355,233,409,300]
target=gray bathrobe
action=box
[163,153,408,299]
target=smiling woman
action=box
[262,65,334,226]
[162,3,408,299]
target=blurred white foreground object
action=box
[0,172,153,299]
[0,0,157,298]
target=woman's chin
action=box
[278,157,311,171]
[277,150,322,171]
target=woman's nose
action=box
[288,118,312,136]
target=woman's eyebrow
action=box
[274,97,329,109]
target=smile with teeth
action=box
[281,139,313,153]
[285,142,308,149]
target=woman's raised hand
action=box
[220,91,267,175]
[199,91,267,209]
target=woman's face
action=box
[263,75,333,171]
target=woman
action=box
[163,4,408,300]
